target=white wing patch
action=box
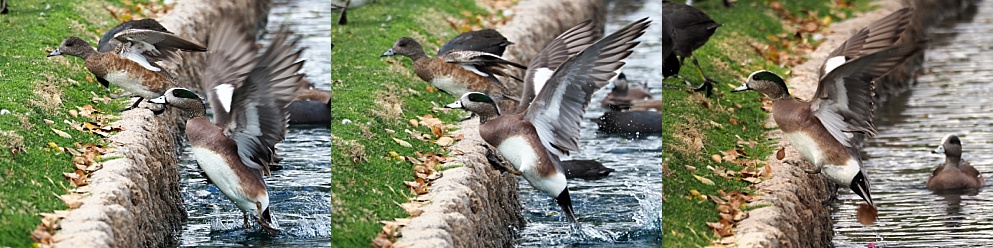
[823,56,847,76]
[214,84,235,113]
[531,68,554,95]
[459,64,490,77]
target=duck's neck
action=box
[769,91,792,101]
[945,156,962,169]
[78,46,98,60]
[185,102,208,119]
[477,108,501,125]
[407,50,430,62]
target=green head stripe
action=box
[467,93,494,103]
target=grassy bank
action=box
[329,0,496,246]
[0,0,144,246]
[661,0,872,246]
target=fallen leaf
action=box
[434,136,455,146]
[856,203,878,226]
[694,174,715,186]
[776,147,786,160]
[711,154,722,163]
[52,128,72,139]
[392,137,412,147]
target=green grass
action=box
[661,0,873,246]
[330,0,493,246]
[0,0,154,246]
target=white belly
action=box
[782,132,860,185]
[432,75,469,97]
[191,147,268,214]
[496,137,567,197]
[105,71,158,99]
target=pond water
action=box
[177,0,331,246]
[513,0,663,246]
[831,3,993,247]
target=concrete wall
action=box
[51,1,269,247]
[393,0,603,247]
[732,0,977,247]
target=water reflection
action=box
[831,2,993,247]
[177,0,331,246]
[513,0,662,246]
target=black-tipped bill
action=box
[444,100,463,109]
[731,83,751,92]
[380,49,395,57]
[47,49,63,57]
[850,171,874,207]
[932,145,945,154]
[149,95,167,104]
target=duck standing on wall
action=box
[445,18,650,223]
[731,8,918,213]
[150,17,306,235]
[662,1,721,97]
[382,31,525,112]
[928,134,985,190]
[48,19,206,111]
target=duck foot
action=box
[118,97,146,113]
[692,77,716,97]
[483,144,522,175]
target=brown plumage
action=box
[928,134,985,190]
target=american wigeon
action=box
[48,19,206,110]
[332,0,372,25]
[381,36,525,110]
[150,19,305,235]
[288,79,331,125]
[601,73,655,111]
[438,29,514,57]
[662,1,721,97]
[731,8,918,208]
[560,159,614,180]
[445,18,650,223]
[928,134,985,190]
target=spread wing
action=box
[438,29,513,56]
[202,15,258,125]
[223,27,305,175]
[523,18,649,157]
[518,19,599,112]
[110,23,207,73]
[819,8,913,78]
[811,44,918,147]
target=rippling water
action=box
[831,3,993,247]
[514,0,663,246]
[178,0,331,246]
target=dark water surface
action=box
[831,3,993,247]
[514,0,663,246]
[178,0,331,246]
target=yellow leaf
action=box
[47,142,60,150]
[694,174,715,186]
[392,137,412,147]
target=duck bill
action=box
[931,145,945,154]
[47,49,63,57]
[380,49,395,57]
[850,171,874,207]
[731,83,750,92]
[149,96,167,104]
[444,100,463,109]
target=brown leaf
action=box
[776,147,786,160]
[60,194,83,209]
[856,203,878,226]
[711,154,722,163]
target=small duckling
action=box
[928,134,984,190]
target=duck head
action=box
[850,170,874,207]
[48,37,94,58]
[732,70,791,100]
[932,134,962,157]
[150,87,207,117]
[445,92,500,123]
[381,37,424,58]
